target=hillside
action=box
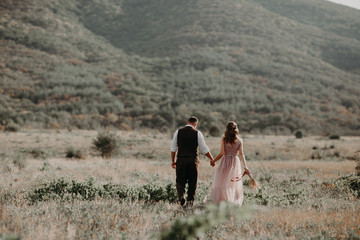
[0,0,359,135]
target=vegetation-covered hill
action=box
[1,0,359,135]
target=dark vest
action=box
[177,126,198,158]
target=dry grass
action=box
[241,201,360,239]
[239,135,359,161]
[0,130,359,239]
[249,160,356,179]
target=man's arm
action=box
[171,151,176,169]
[198,131,214,163]
[205,152,214,161]
[197,131,210,154]
[170,130,179,169]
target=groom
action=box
[170,116,214,207]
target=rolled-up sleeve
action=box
[197,131,209,154]
[170,130,178,152]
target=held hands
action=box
[244,167,251,175]
[210,160,216,167]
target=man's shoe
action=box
[180,197,186,207]
[186,200,194,208]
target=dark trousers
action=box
[176,157,199,202]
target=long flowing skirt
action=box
[205,155,243,206]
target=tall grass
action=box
[0,130,359,239]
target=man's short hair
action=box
[188,116,198,124]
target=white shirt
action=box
[170,125,210,154]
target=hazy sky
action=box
[326,0,360,10]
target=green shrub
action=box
[4,124,20,132]
[337,174,360,198]
[329,135,340,140]
[160,203,255,240]
[323,174,360,199]
[311,152,322,160]
[23,148,47,159]
[355,150,360,176]
[101,182,178,202]
[28,178,179,203]
[12,153,26,170]
[65,147,85,159]
[295,130,303,139]
[28,178,97,202]
[92,132,119,158]
[39,162,50,171]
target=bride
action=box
[205,121,251,206]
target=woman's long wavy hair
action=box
[223,121,239,144]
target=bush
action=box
[39,162,51,171]
[28,178,179,203]
[323,174,360,199]
[329,135,340,140]
[28,178,98,202]
[295,130,303,139]
[355,150,360,176]
[23,148,47,159]
[311,152,321,160]
[65,147,85,159]
[12,154,26,170]
[160,203,255,240]
[4,124,20,132]
[92,132,119,158]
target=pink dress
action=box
[205,139,244,206]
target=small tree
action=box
[295,130,303,139]
[92,132,119,158]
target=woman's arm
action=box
[239,138,250,174]
[211,138,225,164]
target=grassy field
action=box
[0,129,359,239]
